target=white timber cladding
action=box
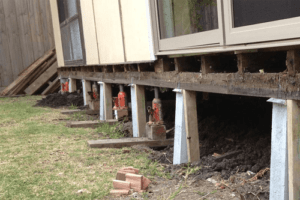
[93,0,125,64]
[120,0,155,62]
[49,0,64,67]
[80,0,100,65]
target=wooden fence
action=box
[0,0,54,91]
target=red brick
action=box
[126,173,143,192]
[142,177,151,190]
[110,189,130,196]
[121,167,139,174]
[113,180,131,190]
[116,170,135,181]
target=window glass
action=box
[233,0,300,28]
[70,19,83,60]
[57,0,66,24]
[61,26,72,61]
[67,0,78,18]
[157,0,218,39]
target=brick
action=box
[116,170,136,181]
[126,173,143,192]
[110,189,130,196]
[113,180,131,190]
[121,167,139,174]
[142,177,151,190]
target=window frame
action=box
[223,0,300,45]
[151,0,225,52]
[57,0,86,66]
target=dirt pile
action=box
[35,92,84,108]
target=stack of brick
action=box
[110,167,151,197]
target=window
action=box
[57,0,85,65]
[223,0,300,45]
[154,0,224,51]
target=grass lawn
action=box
[0,96,166,200]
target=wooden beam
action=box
[131,84,146,137]
[60,71,300,100]
[67,120,118,128]
[287,100,300,200]
[24,61,58,95]
[68,78,77,93]
[88,138,174,148]
[154,57,173,73]
[286,50,300,76]
[61,109,99,115]
[183,90,200,163]
[42,76,60,95]
[201,56,217,75]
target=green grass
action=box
[95,123,124,139]
[0,96,166,200]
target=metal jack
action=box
[113,84,128,120]
[146,87,166,140]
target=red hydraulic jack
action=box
[113,85,128,120]
[146,88,166,140]
[88,83,100,110]
[61,80,69,94]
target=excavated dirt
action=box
[35,92,84,108]
[148,94,272,199]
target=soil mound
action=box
[35,92,84,108]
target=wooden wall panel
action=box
[28,0,45,60]
[120,0,155,62]
[49,0,64,67]
[45,0,55,49]
[15,0,35,70]
[80,0,99,65]
[39,0,50,52]
[93,0,125,64]
[0,0,13,86]
[2,0,24,80]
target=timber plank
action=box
[2,0,24,80]
[0,0,13,86]
[24,61,58,95]
[61,110,99,115]
[60,70,300,100]
[88,138,174,148]
[15,0,35,70]
[0,49,54,96]
[41,76,60,95]
[67,120,118,128]
[287,100,300,200]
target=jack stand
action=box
[88,82,100,110]
[113,85,128,120]
[146,87,166,140]
[60,78,69,94]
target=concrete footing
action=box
[268,98,289,200]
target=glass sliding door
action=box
[155,0,224,51]
[57,0,85,65]
[224,0,300,45]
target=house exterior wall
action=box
[50,0,300,68]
